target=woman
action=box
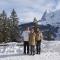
[29,28,36,55]
[36,28,43,54]
[22,27,30,54]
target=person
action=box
[29,28,36,55]
[36,28,43,54]
[22,27,30,54]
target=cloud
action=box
[0,0,60,23]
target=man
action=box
[29,28,36,55]
[36,28,43,54]
[22,27,30,54]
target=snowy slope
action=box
[40,10,60,40]
[0,41,60,60]
[40,10,60,26]
[0,52,60,60]
[46,10,60,26]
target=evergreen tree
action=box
[33,17,38,33]
[1,10,8,42]
[10,9,20,42]
[5,18,11,42]
[0,14,4,42]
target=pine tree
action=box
[5,18,11,42]
[1,10,8,42]
[33,17,38,33]
[10,9,20,42]
[0,14,3,42]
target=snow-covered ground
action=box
[0,40,60,60]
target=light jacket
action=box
[22,30,30,41]
[29,32,36,45]
[36,31,43,41]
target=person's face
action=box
[37,28,39,32]
[27,27,29,30]
[31,29,34,33]
[26,27,29,31]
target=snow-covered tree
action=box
[1,10,8,42]
[0,14,3,42]
[10,9,20,42]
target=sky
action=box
[0,0,60,23]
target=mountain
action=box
[40,10,60,40]
[19,10,60,40]
[41,10,60,27]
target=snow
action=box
[40,10,60,26]
[0,41,60,60]
[0,52,60,60]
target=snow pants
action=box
[31,45,35,55]
[36,40,41,54]
[24,41,29,54]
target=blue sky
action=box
[0,0,60,23]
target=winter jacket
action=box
[36,31,43,42]
[29,32,36,45]
[22,30,30,41]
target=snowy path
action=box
[0,52,60,60]
[0,41,60,60]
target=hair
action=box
[25,26,30,31]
